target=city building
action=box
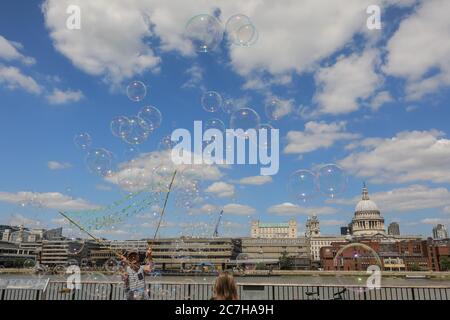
[241,237,310,269]
[304,215,346,263]
[149,237,241,271]
[320,239,431,271]
[388,222,400,236]
[251,220,297,239]
[351,184,385,236]
[1,225,62,243]
[305,215,320,237]
[432,224,448,240]
[0,241,36,267]
[423,238,450,271]
[340,226,350,236]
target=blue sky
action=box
[0,0,450,240]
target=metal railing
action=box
[1,282,449,300]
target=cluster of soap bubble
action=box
[288,164,348,202]
[185,13,258,53]
[74,133,115,178]
[200,90,262,139]
[111,105,162,146]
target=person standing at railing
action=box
[210,272,239,300]
[120,248,153,300]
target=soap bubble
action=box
[126,80,147,102]
[201,91,222,112]
[74,133,92,150]
[23,259,36,269]
[230,108,260,138]
[333,242,383,295]
[236,23,258,47]
[205,118,225,133]
[111,116,130,138]
[287,170,318,202]
[222,98,236,114]
[121,116,149,145]
[138,106,162,131]
[158,135,176,151]
[225,14,258,46]
[265,98,288,121]
[85,148,113,177]
[185,14,223,53]
[318,164,347,198]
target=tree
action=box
[279,251,292,270]
[439,256,450,271]
[410,263,421,271]
[255,262,266,270]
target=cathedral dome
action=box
[355,185,379,213]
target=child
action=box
[120,248,153,300]
[211,271,239,300]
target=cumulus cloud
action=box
[40,0,416,90]
[313,50,383,115]
[383,0,450,100]
[284,121,359,154]
[47,161,72,170]
[339,130,450,184]
[0,64,42,94]
[267,202,337,216]
[205,182,235,198]
[0,191,98,211]
[331,185,450,214]
[0,35,35,65]
[238,175,272,186]
[181,64,205,91]
[223,203,256,216]
[46,88,84,105]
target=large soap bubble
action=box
[126,80,147,102]
[185,14,224,53]
[201,91,222,112]
[85,148,113,177]
[287,169,318,202]
[138,106,162,132]
[121,116,149,145]
[230,108,260,138]
[74,132,92,150]
[111,116,130,138]
[225,14,258,47]
[318,164,348,198]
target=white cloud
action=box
[238,175,272,186]
[0,35,35,65]
[420,218,450,226]
[205,182,235,198]
[264,96,295,120]
[42,0,162,84]
[46,88,84,105]
[284,121,359,154]
[41,0,415,89]
[9,214,45,229]
[0,64,42,94]
[313,49,383,115]
[331,185,450,214]
[47,161,72,170]
[369,91,393,110]
[105,150,224,192]
[383,0,450,100]
[0,191,98,211]
[321,219,347,227]
[339,130,450,184]
[267,202,337,216]
[223,203,256,216]
[181,64,204,90]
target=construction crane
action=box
[213,210,224,238]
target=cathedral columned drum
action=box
[351,184,385,236]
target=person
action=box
[120,248,153,300]
[211,272,239,300]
